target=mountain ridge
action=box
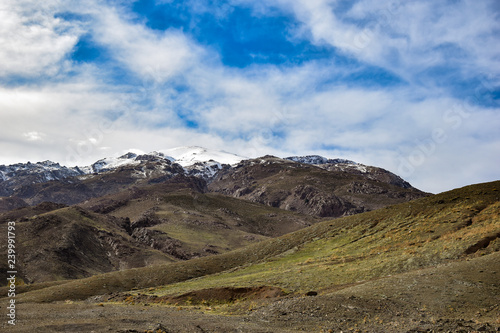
[0,146,429,285]
[209,155,426,217]
[0,149,497,332]
[0,146,425,215]
[0,146,410,185]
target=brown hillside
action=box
[209,156,428,217]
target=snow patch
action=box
[91,155,141,173]
[161,146,246,167]
[352,164,368,173]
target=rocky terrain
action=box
[209,155,426,217]
[0,148,430,285]
[0,180,498,332]
[0,148,497,332]
[0,181,318,283]
[0,147,427,217]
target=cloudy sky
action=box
[0,0,499,193]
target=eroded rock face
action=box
[243,184,357,217]
[131,227,190,260]
[209,156,428,217]
[282,185,357,217]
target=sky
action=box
[0,0,499,193]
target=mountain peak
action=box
[118,152,138,159]
[160,146,247,167]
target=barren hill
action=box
[2,181,498,332]
[209,155,427,217]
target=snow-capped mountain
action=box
[0,147,248,196]
[0,161,86,196]
[161,146,246,167]
[0,161,85,189]
[160,146,247,179]
[0,161,84,183]
[0,148,397,193]
[86,146,247,179]
[0,147,424,216]
[0,146,414,200]
[3,149,376,188]
[89,151,175,173]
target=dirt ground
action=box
[3,235,500,332]
[2,294,499,333]
[89,252,499,333]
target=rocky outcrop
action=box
[209,156,428,217]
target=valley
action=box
[0,148,498,332]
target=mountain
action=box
[0,157,192,208]
[286,154,413,188]
[0,182,318,284]
[0,146,429,286]
[0,161,85,197]
[0,147,424,218]
[164,146,246,180]
[0,147,246,211]
[209,155,427,217]
[5,181,499,332]
[88,146,247,179]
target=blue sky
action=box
[0,0,499,193]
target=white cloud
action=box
[91,6,209,83]
[0,0,81,78]
[23,131,45,141]
[0,0,497,194]
[0,78,124,164]
[235,0,500,84]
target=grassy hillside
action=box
[142,180,500,297]
[0,184,319,285]
[102,189,319,238]
[10,180,499,305]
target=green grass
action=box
[151,222,267,252]
[147,182,500,297]
[11,181,500,304]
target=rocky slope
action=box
[0,179,318,284]
[4,181,498,332]
[209,155,428,217]
[0,148,426,218]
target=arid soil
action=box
[3,253,499,332]
[2,181,498,332]
[3,295,498,333]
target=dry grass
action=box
[5,181,499,306]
